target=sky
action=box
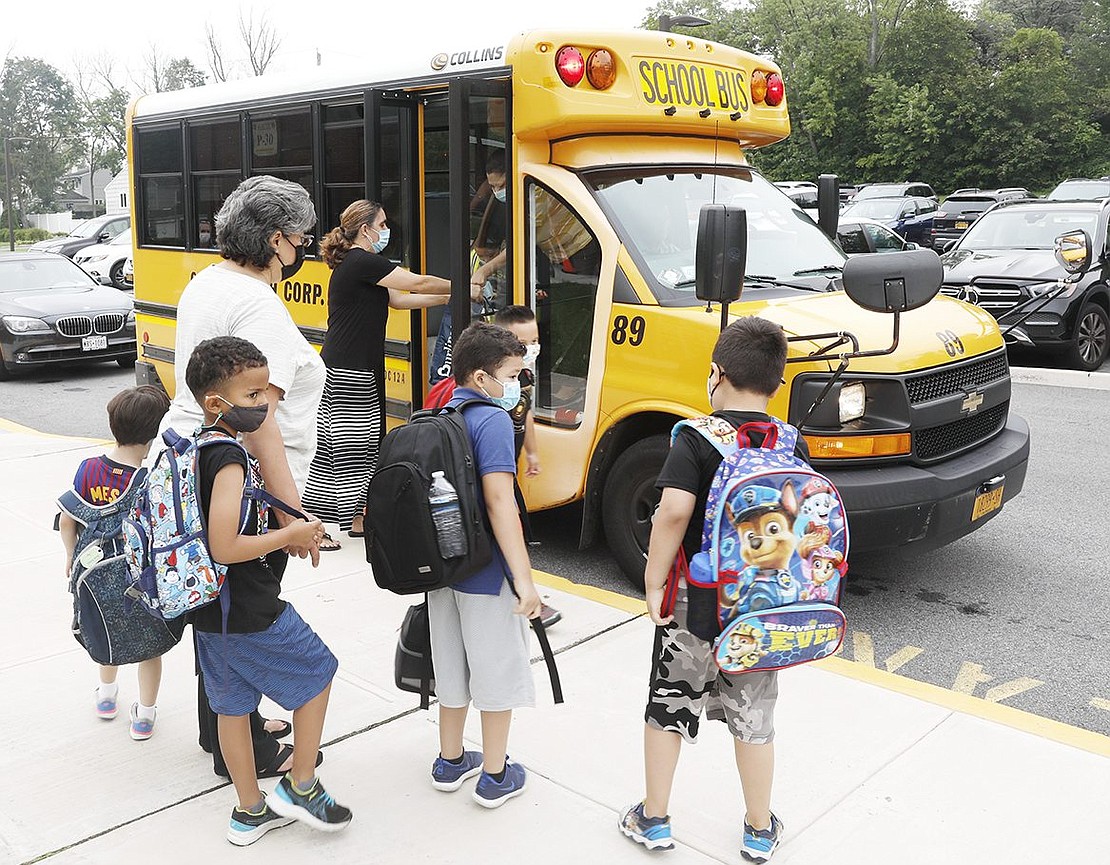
[5,0,658,88]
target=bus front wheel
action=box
[601,434,669,592]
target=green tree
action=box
[164,57,207,91]
[0,57,84,220]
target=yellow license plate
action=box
[971,485,1004,520]
[955,221,969,229]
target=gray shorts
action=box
[644,600,778,745]
[427,580,536,712]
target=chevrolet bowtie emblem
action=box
[962,391,984,413]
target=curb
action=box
[1010,366,1110,390]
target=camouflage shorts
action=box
[644,602,778,745]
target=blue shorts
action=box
[196,604,338,716]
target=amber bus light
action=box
[556,46,586,87]
[586,49,616,90]
[803,433,912,459]
[751,70,767,104]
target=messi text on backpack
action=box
[665,415,848,674]
[58,471,184,666]
[123,427,305,621]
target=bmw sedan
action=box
[0,254,136,378]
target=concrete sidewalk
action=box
[2,420,1107,865]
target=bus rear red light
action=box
[586,49,616,90]
[751,70,767,104]
[765,72,784,106]
[555,46,585,87]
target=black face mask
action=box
[278,237,305,281]
[214,396,269,433]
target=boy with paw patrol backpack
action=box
[621,317,841,864]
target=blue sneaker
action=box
[741,811,784,863]
[618,802,674,851]
[226,794,294,846]
[128,703,155,740]
[268,774,352,832]
[95,691,117,720]
[472,760,527,808]
[431,750,484,791]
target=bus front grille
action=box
[915,401,1008,462]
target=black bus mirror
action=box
[1054,229,1090,274]
[842,249,942,313]
[817,174,839,240]
[695,204,746,305]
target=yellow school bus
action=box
[128,29,1029,585]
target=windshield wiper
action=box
[792,265,843,276]
[745,274,828,291]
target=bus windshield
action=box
[585,166,845,305]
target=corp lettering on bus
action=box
[430,46,505,71]
[283,280,324,306]
[638,60,750,114]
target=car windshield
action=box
[1047,181,1110,200]
[584,166,845,305]
[854,185,905,200]
[958,209,1099,250]
[67,219,101,239]
[842,200,904,219]
[0,258,95,292]
[941,197,995,214]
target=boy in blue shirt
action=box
[426,322,543,807]
[185,336,352,845]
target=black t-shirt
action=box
[656,411,812,559]
[320,247,398,373]
[192,441,287,633]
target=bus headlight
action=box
[838,382,866,423]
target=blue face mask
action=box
[493,188,506,203]
[370,226,390,253]
[482,375,521,411]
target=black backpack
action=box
[365,400,492,594]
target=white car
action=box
[73,231,133,290]
[836,216,920,255]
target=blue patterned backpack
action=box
[122,428,302,621]
[58,470,184,665]
[666,415,848,674]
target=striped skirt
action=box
[303,367,383,530]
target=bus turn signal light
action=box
[803,433,912,459]
[765,72,785,106]
[751,70,767,104]
[555,46,585,87]
[586,49,616,90]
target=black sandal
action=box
[318,532,342,552]
[263,718,292,739]
[253,743,325,779]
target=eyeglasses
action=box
[285,233,314,248]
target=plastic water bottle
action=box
[429,471,466,558]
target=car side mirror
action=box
[905,241,919,250]
[695,204,746,305]
[1054,229,1090,274]
[940,239,958,254]
[98,231,111,243]
[842,249,942,313]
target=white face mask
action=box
[523,343,541,368]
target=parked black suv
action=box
[933,188,1031,246]
[27,214,130,259]
[940,198,1110,370]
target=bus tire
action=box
[602,434,669,592]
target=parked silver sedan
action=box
[0,254,136,379]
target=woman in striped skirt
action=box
[304,200,452,548]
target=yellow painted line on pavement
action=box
[0,416,110,444]
[538,568,1110,759]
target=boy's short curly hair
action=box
[105,386,170,445]
[452,321,525,385]
[712,316,788,396]
[185,336,269,403]
[493,305,536,326]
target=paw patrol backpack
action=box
[666,415,848,674]
[122,428,304,621]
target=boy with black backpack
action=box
[57,386,176,740]
[620,317,810,863]
[182,336,351,846]
[426,322,542,807]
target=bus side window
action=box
[527,181,601,427]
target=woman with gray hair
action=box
[159,174,327,782]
